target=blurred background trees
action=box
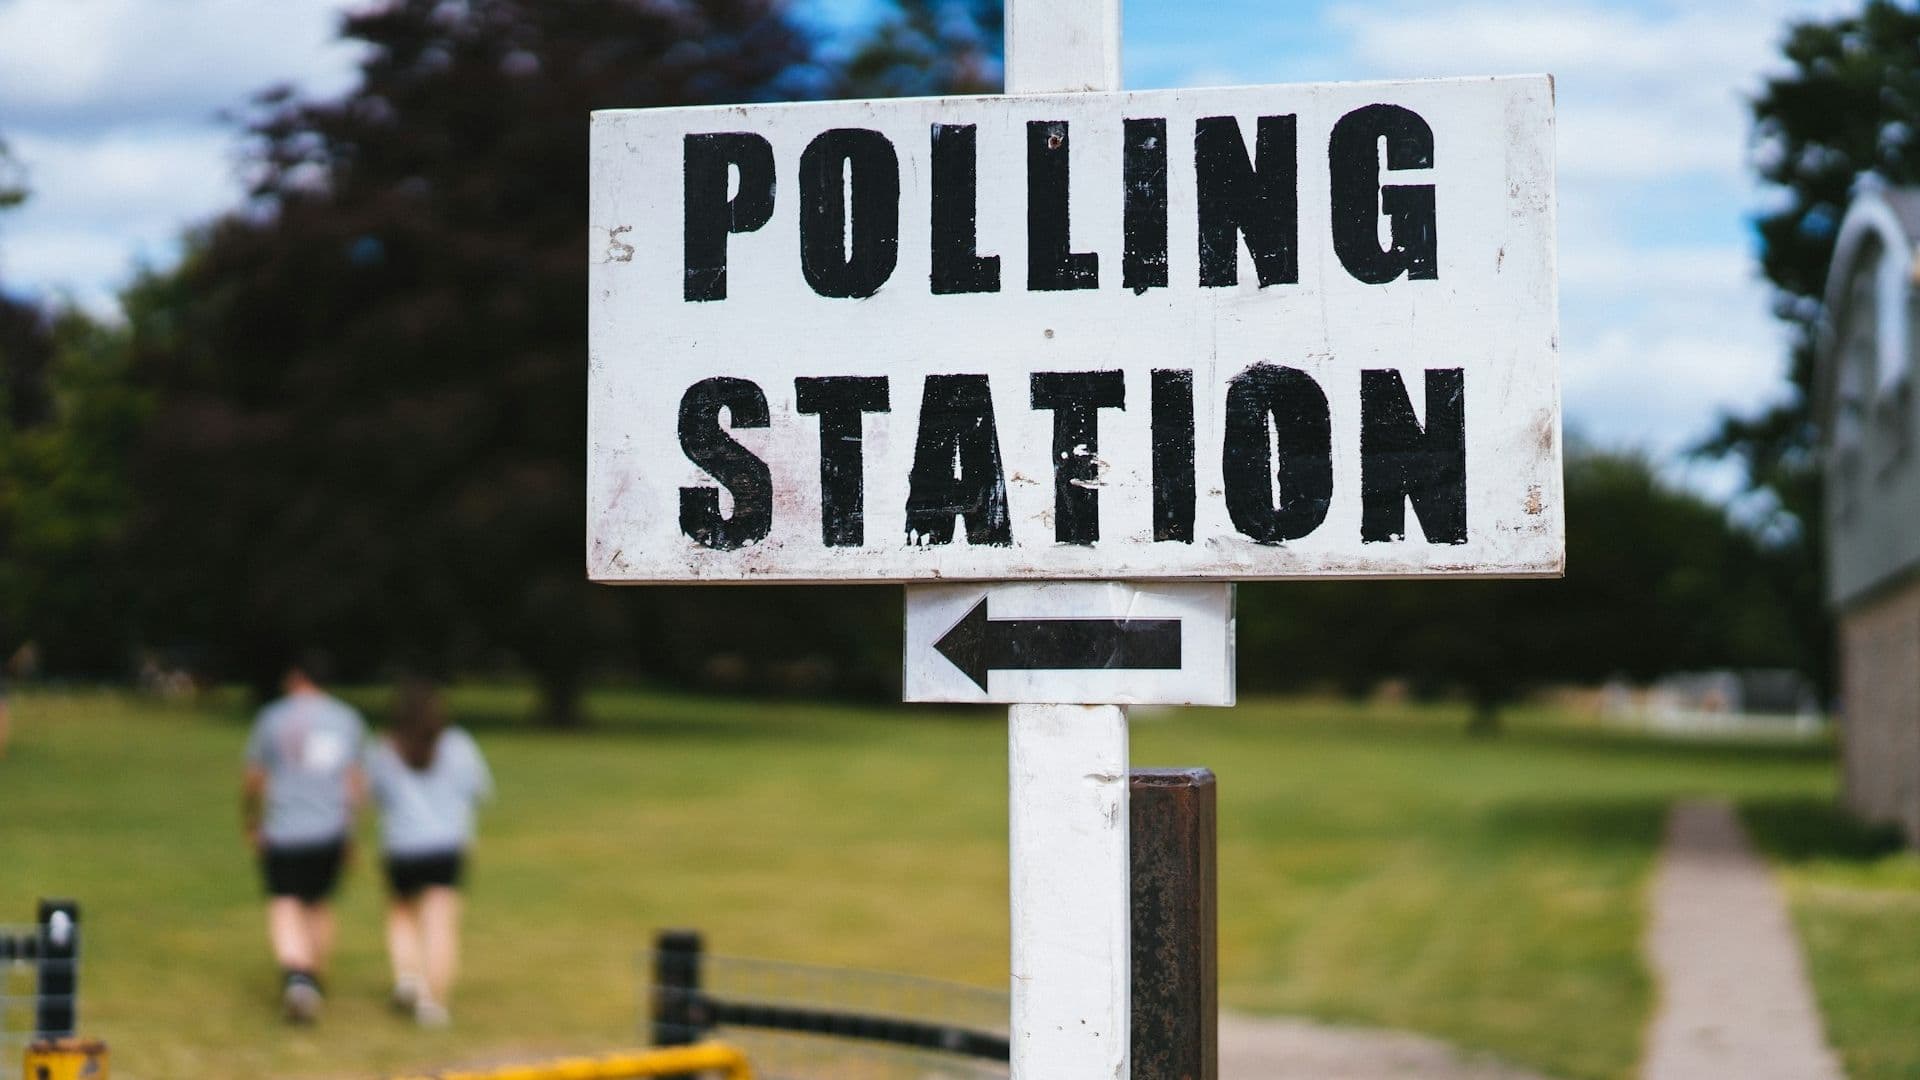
[0,138,146,677]
[843,0,1001,96]
[1239,448,1807,730]
[125,0,835,720]
[0,0,1863,723]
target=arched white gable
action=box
[1832,249,1879,452]
[1826,189,1916,392]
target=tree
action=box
[129,0,824,721]
[1237,448,1806,732]
[0,314,145,673]
[1700,0,1920,690]
[843,0,1001,97]
[0,138,44,433]
[0,137,143,675]
[0,136,54,662]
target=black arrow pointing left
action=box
[933,597,1182,692]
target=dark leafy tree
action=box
[1239,448,1805,732]
[1699,0,1920,691]
[129,0,823,721]
[0,314,146,673]
[0,149,144,673]
[0,138,51,662]
[0,138,46,433]
[842,0,1001,97]
[0,294,52,435]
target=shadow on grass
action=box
[1479,795,1673,854]
[432,688,1002,745]
[1740,796,1907,864]
[1478,795,1906,864]
[1507,721,1835,767]
[447,704,866,745]
[1215,699,1836,769]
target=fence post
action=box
[652,929,705,1047]
[1129,770,1217,1080]
[35,899,78,1039]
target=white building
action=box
[1817,183,1920,846]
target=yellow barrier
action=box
[21,1038,108,1080]
[392,1043,753,1080]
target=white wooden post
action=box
[1004,4,1128,1076]
[1009,702,1130,1077]
[1005,0,1121,95]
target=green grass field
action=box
[1741,799,1920,1080]
[0,688,1912,1079]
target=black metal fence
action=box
[650,930,1010,1074]
[0,900,80,1055]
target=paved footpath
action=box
[1640,799,1845,1080]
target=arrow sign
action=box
[934,597,1182,691]
[905,582,1233,705]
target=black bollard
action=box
[652,929,708,1080]
[35,899,79,1039]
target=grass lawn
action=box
[1743,799,1920,1080]
[0,687,1886,1079]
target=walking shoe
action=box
[414,998,450,1029]
[282,972,323,1024]
[390,976,422,1015]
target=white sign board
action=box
[904,582,1234,704]
[589,76,1560,584]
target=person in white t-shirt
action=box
[242,654,366,1024]
[366,678,493,1027]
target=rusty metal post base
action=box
[1129,768,1218,1080]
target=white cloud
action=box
[1558,241,1753,296]
[0,0,367,308]
[0,126,241,310]
[1324,1,1848,183]
[1332,4,1779,83]
[0,228,146,315]
[0,0,365,130]
[1559,247,1792,455]
[1556,102,1747,181]
[1564,320,1791,451]
[7,129,236,228]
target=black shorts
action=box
[261,839,347,902]
[384,851,465,899]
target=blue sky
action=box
[0,0,1863,482]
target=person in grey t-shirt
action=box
[368,678,492,1027]
[242,654,365,1023]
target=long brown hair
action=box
[390,677,448,772]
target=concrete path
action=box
[1641,800,1844,1080]
[1219,1014,1554,1080]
